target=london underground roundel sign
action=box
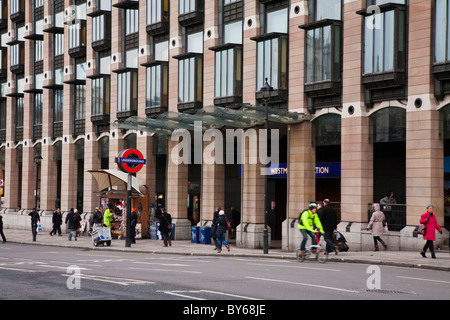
[118,149,146,173]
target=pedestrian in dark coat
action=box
[65,208,77,241]
[157,208,172,247]
[29,209,40,242]
[216,210,230,253]
[318,199,339,254]
[130,208,138,244]
[0,214,6,243]
[420,204,443,259]
[211,207,220,250]
[50,207,62,236]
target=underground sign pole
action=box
[117,149,146,248]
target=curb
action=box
[5,239,450,272]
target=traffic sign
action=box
[117,149,146,173]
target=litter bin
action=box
[150,225,157,239]
[191,226,200,243]
[200,226,211,244]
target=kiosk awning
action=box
[111,105,311,136]
[88,169,144,194]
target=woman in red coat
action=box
[419,204,443,259]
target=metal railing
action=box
[368,203,406,231]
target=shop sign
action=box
[315,162,341,178]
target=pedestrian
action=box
[298,203,324,256]
[29,209,40,242]
[130,208,138,244]
[49,207,62,236]
[211,207,220,250]
[103,204,113,228]
[420,204,443,259]
[367,203,387,251]
[318,199,339,254]
[65,208,78,241]
[230,206,240,239]
[0,213,6,243]
[157,208,172,247]
[380,190,397,205]
[216,210,230,253]
[93,207,103,227]
[74,209,82,237]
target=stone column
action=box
[284,121,315,251]
[166,138,190,239]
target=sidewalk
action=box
[1,228,449,272]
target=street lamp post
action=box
[260,78,273,254]
[34,153,43,211]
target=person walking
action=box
[0,213,6,243]
[92,207,103,227]
[216,210,230,253]
[211,207,220,250]
[158,208,172,247]
[29,209,40,242]
[130,208,138,244]
[367,203,387,251]
[74,209,82,237]
[420,204,443,259]
[65,208,78,241]
[50,207,62,236]
[318,199,339,254]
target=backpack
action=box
[298,210,308,226]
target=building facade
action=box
[0,0,449,250]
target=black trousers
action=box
[50,224,61,235]
[323,231,337,252]
[423,240,434,253]
[0,228,6,242]
[31,223,37,241]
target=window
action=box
[10,43,23,67]
[363,2,406,75]
[35,0,44,8]
[92,15,105,42]
[147,0,168,25]
[256,37,287,91]
[214,48,242,99]
[125,9,139,35]
[34,93,43,125]
[224,21,242,45]
[35,40,43,61]
[92,77,110,116]
[55,33,64,56]
[117,71,137,113]
[266,8,288,34]
[178,57,202,104]
[358,0,407,104]
[305,25,341,83]
[75,85,86,120]
[54,89,63,122]
[187,31,203,54]
[309,0,341,21]
[15,97,23,128]
[146,64,168,108]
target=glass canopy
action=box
[111,105,311,136]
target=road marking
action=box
[397,276,450,285]
[246,263,341,272]
[61,274,155,286]
[0,266,47,273]
[246,276,359,294]
[200,290,261,300]
[133,261,192,267]
[157,290,259,300]
[159,290,206,300]
[129,266,202,274]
